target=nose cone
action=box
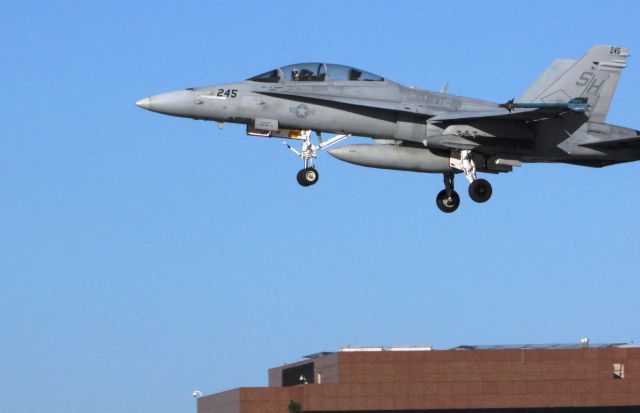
[135,89,194,118]
[135,97,150,109]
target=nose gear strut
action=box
[284,130,350,187]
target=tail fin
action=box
[518,46,629,122]
[520,59,576,102]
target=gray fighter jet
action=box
[136,45,638,212]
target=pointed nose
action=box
[135,97,151,109]
[135,89,194,118]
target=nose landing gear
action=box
[284,130,350,187]
[296,167,319,186]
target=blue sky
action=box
[1,1,639,412]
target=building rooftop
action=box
[198,342,640,413]
[305,342,636,357]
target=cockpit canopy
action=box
[248,63,384,83]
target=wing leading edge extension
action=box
[257,89,435,116]
[259,90,588,124]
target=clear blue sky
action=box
[1,1,639,412]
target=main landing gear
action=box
[436,150,493,213]
[284,130,350,187]
[469,179,492,203]
[436,172,460,213]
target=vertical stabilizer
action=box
[519,46,629,123]
[520,59,575,102]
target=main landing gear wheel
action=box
[436,189,460,213]
[450,150,494,205]
[468,178,492,203]
[296,167,319,187]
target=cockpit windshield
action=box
[247,63,384,83]
[324,64,384,81]
[282,63,326,81]
[248,69,281,83]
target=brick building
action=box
[197,344,640,413]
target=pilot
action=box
[291,69,300,81]
[348,69,363,81]
[300,69,313,81]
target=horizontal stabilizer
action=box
[579,136,640,150]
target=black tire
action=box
[436,189,460,213]
[468,179,492,203]
[296,167,318,187]
[296,169,309,186]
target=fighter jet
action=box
[136,45,638,212]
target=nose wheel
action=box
[284,130,350,188]
[296,167,319,187]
